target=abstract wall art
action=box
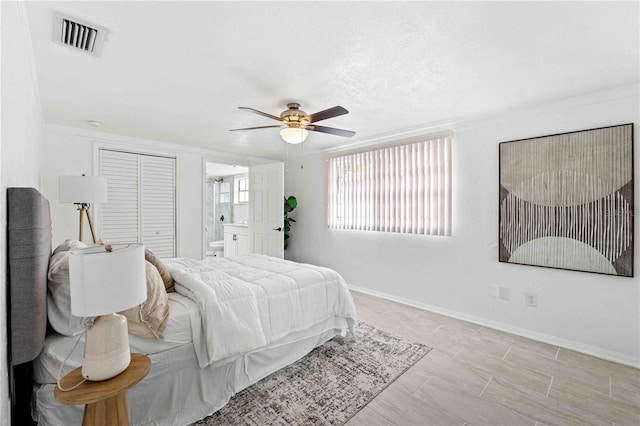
[499,123,634,277]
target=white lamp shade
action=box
[59,175,108,204]
[280,127,308,144]
[69,244,147,316]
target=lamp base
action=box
[82,313,131,381]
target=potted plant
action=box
[284,196,297,250]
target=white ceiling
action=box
[205,162,247,177]
[25,1,639,161]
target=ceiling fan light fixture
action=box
[280,127,308,144]
[233,103,354,141]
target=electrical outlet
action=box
[525,293,538,307]
[498,286,511,301]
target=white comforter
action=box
[163,254,357,368]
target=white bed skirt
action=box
[33,317,351,426]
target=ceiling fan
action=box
[230,103,356,144]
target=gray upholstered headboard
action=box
[7,187,51,366]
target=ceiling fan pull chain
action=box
[300,142,304,170]
[286,142,289,172]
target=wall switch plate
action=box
[525,293,538,307]
[498,286,511,301]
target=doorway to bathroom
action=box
[205,162,249,257]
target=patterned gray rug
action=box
[192,321,431,425]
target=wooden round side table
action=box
[54,353,151,426]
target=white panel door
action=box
[249,162,284,258]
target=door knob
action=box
[272,227,282,232]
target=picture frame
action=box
[499,123,634,277]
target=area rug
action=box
[192,321,431,426]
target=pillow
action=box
[47,239,89,336]
[121,261,170,339]
[53,238,88,255]
[144,250,175,292]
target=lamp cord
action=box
[56,329,88,392]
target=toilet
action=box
[209,240,224,257]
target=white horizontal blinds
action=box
[328,135,452,236]
[141,155,176,258]
[99,150,140,243]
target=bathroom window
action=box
[219,182,231,203]
[235,176,249,204]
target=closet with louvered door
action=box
[140,155,176,258]
[99,149,176,258]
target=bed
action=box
[6,188,357,425]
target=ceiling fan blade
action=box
[238,107,283,122]
[230,125,284,131]
[305,106,349,123]
[307,125,355,138]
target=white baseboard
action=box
[349,285,640,369]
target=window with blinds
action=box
[99,149,176,258]
[328,133,452,236]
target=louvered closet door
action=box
[140,155,175,258]
[99,150,140,244]
[99,149,176,258]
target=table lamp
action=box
[69,243,146,381]
[59,175,107,243]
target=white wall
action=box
[0,1,45,420]
[285,84,640,366]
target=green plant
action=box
[284,196,297,250]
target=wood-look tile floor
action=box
[346,291,640,426]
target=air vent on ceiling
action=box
[53,14,107,56]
